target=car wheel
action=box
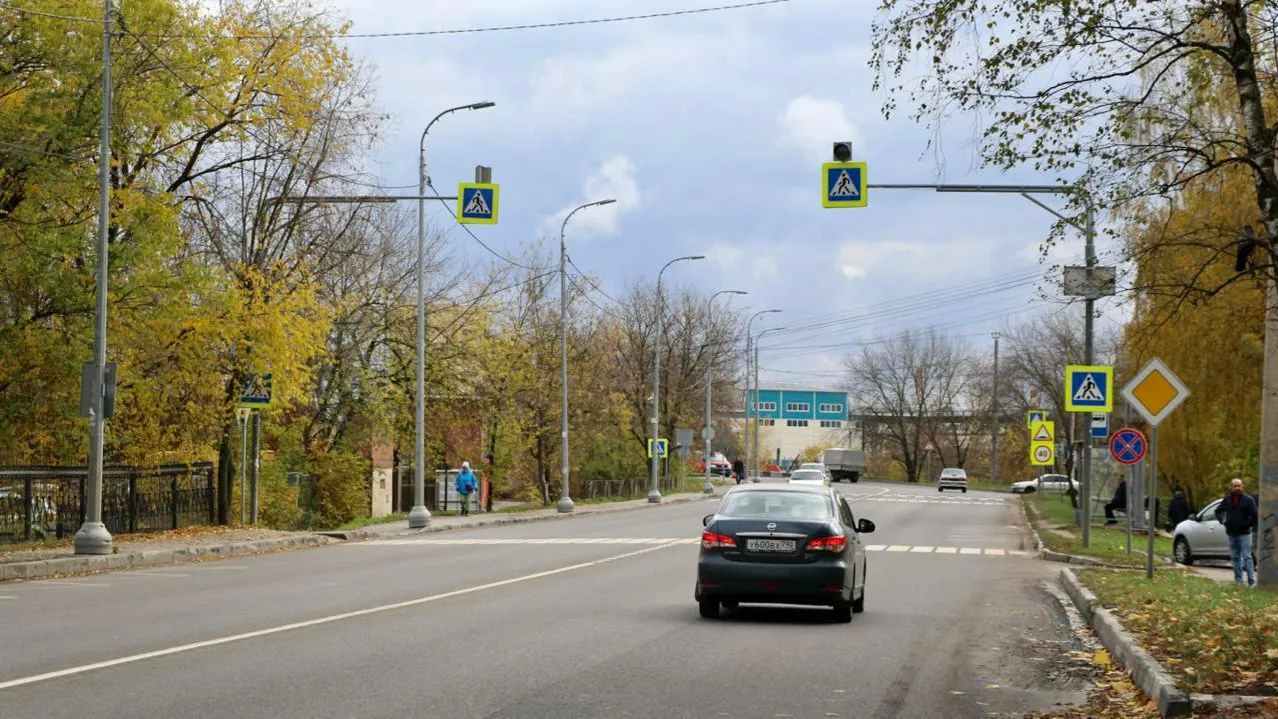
[831,601,852,623]
[721,600,739,611]
[938,487,944,492]
[699,597,720,618]
[852,569,865,614]
[1173,537,1194,566]
[961,488,967,493]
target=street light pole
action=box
[753,326,786,478]
[76,0,115,555]
[649,255,706,503]
[704,290,747,494]
[557,198,616,514]
[744,309,781,480]
[990,331,1001,485]
[409,100,494,530]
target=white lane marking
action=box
[886,545,910,552]
[28,581,110,588]
[935,547,958,554]
[115,572,189,579]
[352,537,697,547]
[909,546,934,553]
[198,565,249,570]
[959,548,982,555]
[864,544,887,551]
[984,548,1006,556]
[0,542,678,691]
[0,596,14,600]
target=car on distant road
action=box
[822,448,867,483]
[695,483,875,622]
[787,468,829,487]
[1172,497,1258,566]
[695,451,732,477]
[795,462,832,482]
[1010,474,1078,494]
[937,467,968,493]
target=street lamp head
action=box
[594,198,617,206]
[469,101,496,110]
[689,255,707,260]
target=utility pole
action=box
[704,290,747,494]
[1260,277,1278,586]
[990,332,1001,485]
[557,199,616,514]
[744,310,780,480]
[75,0,115,555]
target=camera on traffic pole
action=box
[832,142,853,162]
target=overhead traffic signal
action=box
[832,142,853,162]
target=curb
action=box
[1058,568,1192,717]
[1,492,720,581]
[0,534,335,583]
[1024,503,1173,569]
[349,492,717,541]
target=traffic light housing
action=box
[832,142,853,162]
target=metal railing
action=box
[581,475,683,500]
[0,462,215,543]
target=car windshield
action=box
[720,491,833,520]
[941,469,966,478]
[789,470,824,481]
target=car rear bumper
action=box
[938,481,967,490]
[696,553,851,605]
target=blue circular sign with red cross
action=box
[1109,428,1147,465]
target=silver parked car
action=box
[1172,497,1258,566]
[1010,474,1078,494]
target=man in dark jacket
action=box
[732,458,746,484]
[1215,478,1259,586]
[1104,477,1127,525]
[1167,489,1191,530]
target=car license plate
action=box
[747,538,796,553]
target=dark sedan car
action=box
[695,483,874,623]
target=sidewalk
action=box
[0,490,721,582]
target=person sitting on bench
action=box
[1104,477,1127,525]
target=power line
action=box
[2,0,790,39]
[428,191,554,272]
[566,254,625,305]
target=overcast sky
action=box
[325,0,1130,389]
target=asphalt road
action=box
[0,480,1096,718]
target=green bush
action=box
[310,451,370,529]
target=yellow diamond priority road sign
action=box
[1121,357,1189,428]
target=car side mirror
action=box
[857,518,875,534]
[703,513,714,527]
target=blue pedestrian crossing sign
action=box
[1026,409,1047,428]
[1064,365,1113,413]
[648,438,669,459]
[822,162,868,208]
[240,373,273,407]
[457,182,499,225]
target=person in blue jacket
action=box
[456,461,478,516]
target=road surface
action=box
[0,481,1096,718]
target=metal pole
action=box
[753,342,761,478]
[1147,426,1158,579]
[744,331,751,478]
[249,411,261,525]
[1081,201,1096,548]
[407,101,495,530]
[990,332,1000,484]
[239,413,247,525]
[703,290,746,494]
[1258,276,1278,586]
[649,256,705,503]
[1125,402,1132,555]
[558,200,615,514]
[75,0,114,554]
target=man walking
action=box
[1104,476,1127,525]
[456,461,478,517]
[732,457,746,484]
[1215,478,1259,586]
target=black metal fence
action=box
[0,462,215,543]
[581,475,683,500]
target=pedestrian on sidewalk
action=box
[1104,477,1127,525]
[1167,489,1191,530]
[732,457,745,484]
[1215,478,1258,586]
[456,462,478,517]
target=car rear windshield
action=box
[790,470,824,481]
[941,469,966,478]
[720,491,832,520]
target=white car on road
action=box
[788,469,830,487]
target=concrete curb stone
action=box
[1,491,720,582]
[0,534,335,583]
[1058,568,1191,717]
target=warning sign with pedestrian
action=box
[1064,365,1113,412]
[821,161,868,208]
[456,182,499,225]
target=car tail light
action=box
[806,535,847,553]
[701,531,737,549]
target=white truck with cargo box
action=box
[822,448,867,483]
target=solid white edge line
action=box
[0,542,678,691]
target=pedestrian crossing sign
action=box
[648,438,668,459]
[822,162,868,208]
[457,182,499,225]
[1064,365,1113,413]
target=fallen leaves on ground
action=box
[1078,568,1278,695]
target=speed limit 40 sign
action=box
[1030,441,1054,466]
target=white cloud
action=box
[836,238,999,282]
[545,155,641,238]
[777,96,865,164]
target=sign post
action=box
[1121,358,1191,579]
